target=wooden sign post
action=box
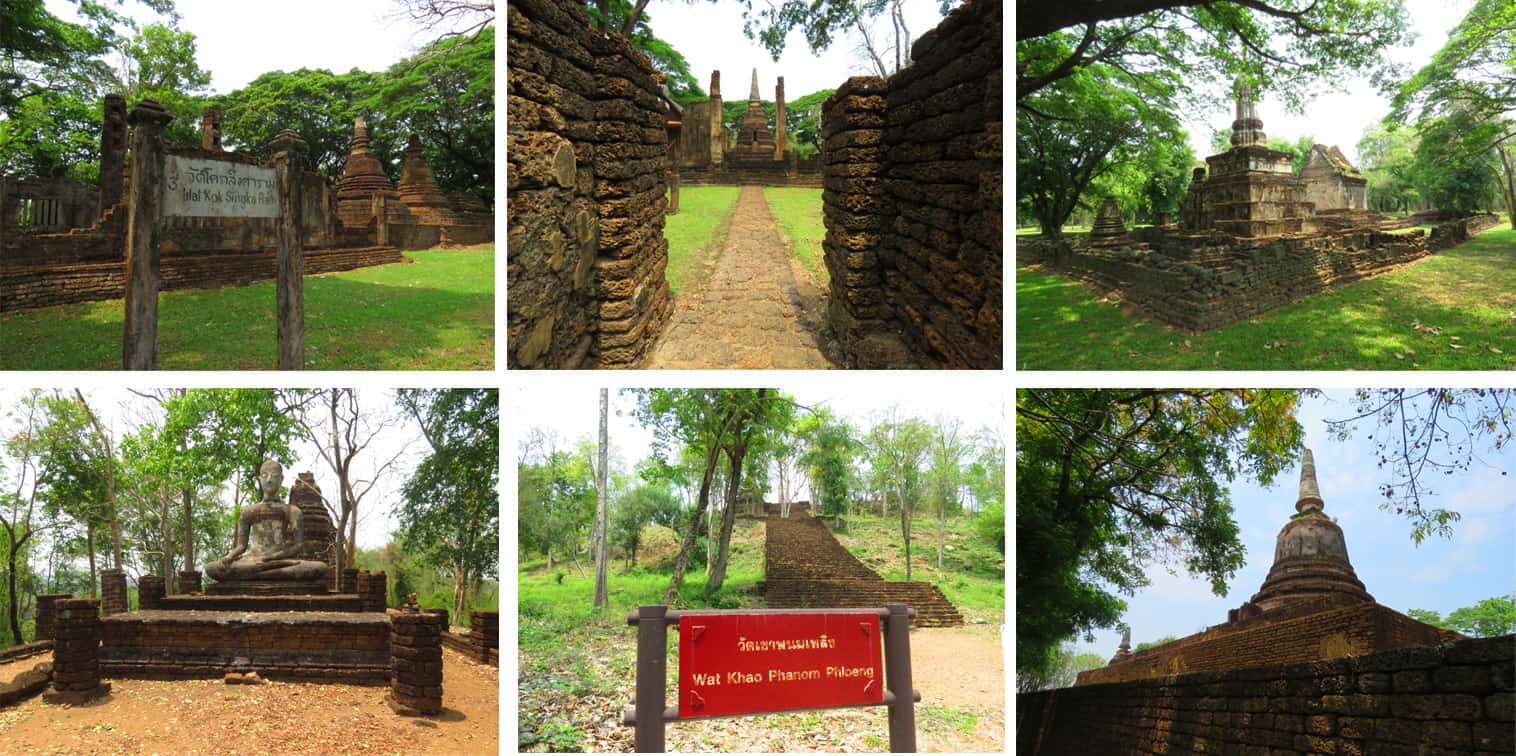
[625,604,919,752]
[121,99,172,370]
[269,129,307,370]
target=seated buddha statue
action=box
[206,460,328,585]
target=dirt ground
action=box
[0,647,497,755]
[533,623,1005,753]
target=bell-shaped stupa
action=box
[1247,448,1374,612]
[336,116,398,227]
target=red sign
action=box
[677,611,884,719]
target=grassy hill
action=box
[830,512,1005,624]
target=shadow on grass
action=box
[3,269,493,371]
[1016,237,1516,370]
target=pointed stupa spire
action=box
[1230,77,1267,148]
[749,67,761,104]
[352,116,371,151]
[1111,625,1132,663]
[1296,448,1323,513]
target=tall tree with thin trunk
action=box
[593,389,610,609]
[72,390,123,571]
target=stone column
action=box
[774,76,787,161]
[35,593,72,642]
[470,610,499,662]
[820,78,898,368]
[270,129,307,371]
[709,70,724,165]
[45,598,109,704]
[389,611,443,715]
[99,94,127,215]
[358,570,387,613]
[139,575,166,610]
[341,568,359,593]
[177,570,201,595]
[122,99,172,370]
[200,108,222,152]
[100,568,128,615]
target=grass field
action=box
[763,186,828,288]
[2,247,494,370]
[664,186,740,294]
[832,512,1005,624]
[1017,226,1516,370]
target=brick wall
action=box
[2,246,404,313]
[100,610,390,683]
[1019,633,1515,755]
[1078,603,1454,685]
[820,0,1002,368]
[506,0,672,368]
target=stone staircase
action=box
[764,502,963,627]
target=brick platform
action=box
[100,610,390,683]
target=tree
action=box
[1325,389,1514,543]
[112,22,211,147]
[292,389,410,588]
[1358,123,1422,214]
[867,411,933,580]
[585,1,704,102]
[928,417,965,571]
[396,389,498,623]
[1015,388,1304,682]
[593,390,609,609]
[390,0,494,42]
[518,429,595,571]
[1017,643,1107,693]
[797,408,860,518]
[1408,595,1516,638]
[784,89,834,158]
[1,392,55,643]
[1017,1,1411,105]
[217,68,388,179]
[610,483,680,572]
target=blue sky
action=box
[1069,389,1516,660]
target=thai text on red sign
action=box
[677,611,884,718]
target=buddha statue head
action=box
[257,460,285,505]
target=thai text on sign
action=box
[162,156,279,218]
[678,611,884,718]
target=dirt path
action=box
[646,185,835,369]
[0,647,497,755]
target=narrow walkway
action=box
[646,185,834,369]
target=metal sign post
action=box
[624,603,920,753]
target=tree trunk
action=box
[938,501,946,571]
[546,545,553,573]
[1498,144,1516,231]
[663,442,722,604]
[452,563,467,623]
[899,486,912,581]
[5,526,21,645]
[182,487,194,571]
[593,389,609,609]
[86,521,97,597]
[707,442,746,593]
[161,495,174,589]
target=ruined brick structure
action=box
[47,598,109,703]
[100,610,391,682]
[2,98,490,314]
[821,0,1003,368]
[1302,144,1369,211]
[357,570,389,613]
[1186,80,1316,237]
[100,568,127,615]
[1018,215,1488,331]
[34,593,70,642]
[506,0,672,368]
[1076,451,1458,688]
[291,472,338,566]
[672,69,819,187]
[389,611,444,715]
[1019,633,1515,754]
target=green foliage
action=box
[1266,136,1316,176]
[217,68,389,179]
[1015,389,1304,680]
[1358,123,1423,214]
[728,0,954,61]
[609,483,681,570]
[113,22,211,147]
[1017,643,1107,693]
[973,500,1005,554]
[518,440,596,567]
[1411,111,1502,215]
[396,389,499,621]
[1408,595,1516,638]
[796,407,860,518]
[1133,635,1179,652]
[784,89,833,158]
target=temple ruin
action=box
[1,102,492,313]
[1021,80,1502,331]
[1075,449,1457,687]
[675,68,820,186]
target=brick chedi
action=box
[290,472,337,567]
[728,68,778,162]
[336,116,398,228]
[1076,449,1457,686]
[1203,80,1314,237]
[1247,448,1374,612]
[396,134,458,225]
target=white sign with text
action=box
[162,156,279,218]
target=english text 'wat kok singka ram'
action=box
[1020,81,1501,332]
[1,98,492,313]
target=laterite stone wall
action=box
[1019,634,1515,755]
[390,611,444,714]
[100,610,390,683]
[821,0,1002,368]
[506,0,672,368]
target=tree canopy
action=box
[1408,594,1516,638]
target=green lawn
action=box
[665,186,740,294]
[1017,226,1516,370]
[763,186,828,289]
[2,247,494,370]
